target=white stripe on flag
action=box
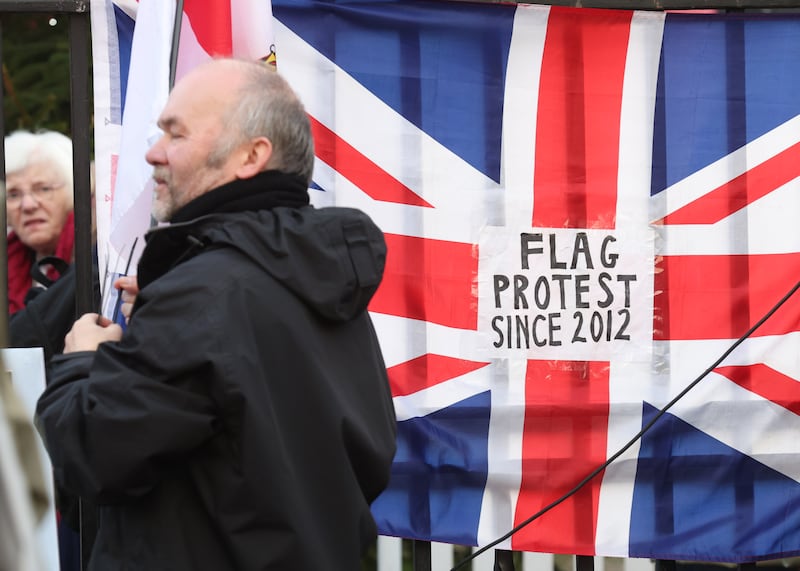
[653,114,800,257]
[478,357,528,550]
[232,0,274,60]
[114,0,137,19]
[109,0,175,271]
[177,1,275,84]
[273,18,497,244]
[90,0,121,281]
[174,11,211,83]
[596,10,665,558]
[500,3,549,230]
[475,3,550,550]
[664,336,800,484]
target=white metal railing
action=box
[375,537,657,571]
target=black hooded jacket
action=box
[36,171,398,570]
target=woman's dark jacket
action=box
[35,171,398,570]
[9,256,100,365]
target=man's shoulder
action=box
[144,244,267,298]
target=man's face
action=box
[6,160,72,257]
[145,67,244,222]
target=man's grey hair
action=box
[208,60,315,185]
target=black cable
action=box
[452,277,800,571]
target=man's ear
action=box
[236,137,272,179]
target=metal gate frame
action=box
[0,0,93,345]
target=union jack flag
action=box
[272,1,800,562]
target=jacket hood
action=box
[142,206,387,322]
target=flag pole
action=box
[169,0,184,90]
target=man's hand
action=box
[113,275,140,324]
[64,314,124,353]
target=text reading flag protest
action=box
[272,1,800,563]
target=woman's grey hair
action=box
[5,129,74,207]
[208,60,315,185]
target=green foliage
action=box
[1,13,72,134]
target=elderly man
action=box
[36,58,397,570]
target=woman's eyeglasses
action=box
[5,183,64,207]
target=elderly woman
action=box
[6,130,74,315]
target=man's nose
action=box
[145,134,165,165]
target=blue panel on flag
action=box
[273,0,515,183]
[652,13,800,195]
[113,4,135,121]
[371,391,491,545]
[629,402,800,562]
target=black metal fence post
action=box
[495,549,516,570]
[68,7,93,316]
[577,555,595,571]
[414,539,432,571]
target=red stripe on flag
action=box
[714,364,800,416]
[183,0,233,56]
[109,154,119,205]
[659,142,800,225]
[654,253,800,341]
[369,233,477,329]
[532,7,632,230]
[513,359,609,554]
[387,354,490,397]
[309,116,432,207]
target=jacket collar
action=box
[170,170,309,224]
[137,171,309,290]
